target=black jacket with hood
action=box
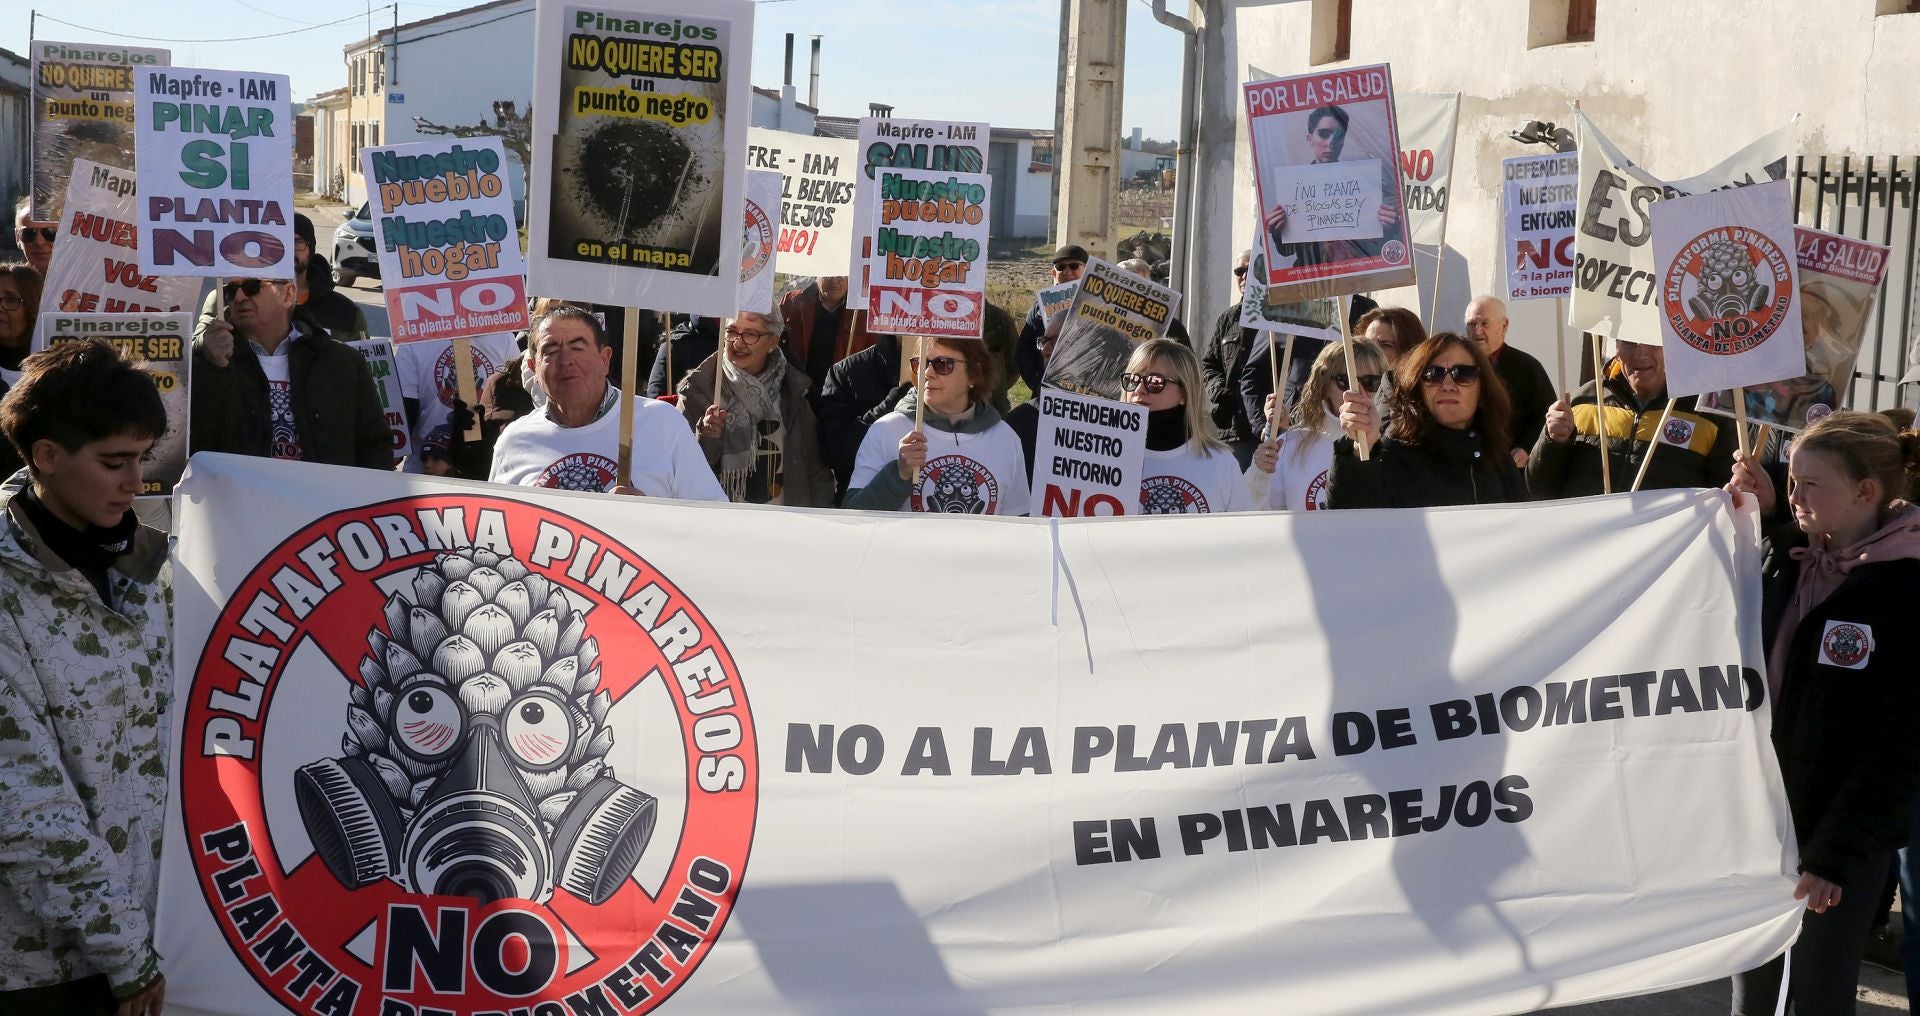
[1328,427,1527,509]
[189,307,392,469]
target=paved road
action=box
[301,196,1920,1013]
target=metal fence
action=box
[1791,155,1920,412]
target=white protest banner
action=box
[1034,388,1145,517]
[31,159,200,348]
[746,127,857,277]
[159,456,1798,1016]
[1241,222,1342,339]
[37,312,189,496]
[29,40,168,222]
[864,165,990,338]
[362,137,529,343]
[347,337,413,468]
[737,169,781,314]
[1654,180,1804,399]
[1043,256,1182,399]
[1394,90,1458,247]
[848,117,989,310]
[1502,152,1580,303]
[1244,63,1415,302]
[527,0,753,315]
[133,66,294,278]
[1704,227,1892,431]
[1270,158,1384,246]
[1570,110,1793,342]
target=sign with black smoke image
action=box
[528,0,755,316]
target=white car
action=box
[331,203,379,287]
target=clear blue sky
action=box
[8,0,1184,139]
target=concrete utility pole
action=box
[1055,0,1126,260]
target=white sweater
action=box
[1253,413,1339,511]
[490,388,726,500]
[1140,443,1256,514]
[851,410,1032,515]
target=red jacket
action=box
[781,285,875,368]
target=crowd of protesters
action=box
[3,196,1920,1016]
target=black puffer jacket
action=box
[1200,308,1256,444]
[816,335,907,494]
[189,308,392,469]
[1327,428,1527,509]
[1761,523,1920,884]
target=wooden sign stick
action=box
[1276,332,1297,438]
[616,312,640,488]
[1554,297,1568,394]
[1594,332,1612,494]
[1631,397,1678,493]
[1732,387,1752,460]
[452,337,483,442]
[913,335,928,482]
[714,317,731,413]
[1265,333,1280,440]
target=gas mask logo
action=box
[1661,224,1793,359]
[294,546,656,905]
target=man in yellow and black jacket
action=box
[1526,337,1737,498]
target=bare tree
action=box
[412,100,532,183]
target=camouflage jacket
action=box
[0,476,171,996]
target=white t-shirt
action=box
[852,411,1032,516]
[256,351,301,461]
[1256,416,1338,511]
[397,333,520,456]
[1140,443,1256,514]
[489,387,726,501]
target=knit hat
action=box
[293,213,316,248]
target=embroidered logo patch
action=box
[1818,620,1873,670]
[1660,417,1696,447]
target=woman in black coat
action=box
[1727,411,1920,1016]
[1327,331,1526,508]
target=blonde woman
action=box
[1249,337,1387,511]
[1123,339,1252,514]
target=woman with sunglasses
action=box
[1250,337,1387,511]
[846,337,1029,515]
[678,307,834,507]
[0,264,42,388]
[1329,332,1526,509]
[1122,340,1253,514]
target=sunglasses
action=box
[16,227,55,243]
[1233,265,1248,279]
[1334,373,1384,394]
[1053,261,1085,273]
[1418,364,1482,387]
[222,279,274,299]
[1122,372,1181,395]
[1312,128,1347,141]
[910,355,967,377]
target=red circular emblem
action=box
[181,495,757,1014]
[1303,469,1329,511]
[1140,475,1210,514]
[1823,623,1871,667]
[740,199,775,281]
[536,453,618,492]
[913,454,999,514]
[433,344,503,410]
[1661,227,1794,356]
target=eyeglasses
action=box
[1418,364,1482,387]
[911,356,967,377]
[1121,372,1182,395]
[1334,373,1384,394]
[724,326,773,342]
[1312,128,1347,142]
[0,294,22,309]
[222,279,274,299]
[16,227,55,243]
[1233,265,1248,279]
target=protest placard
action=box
[527,0,753,315]
[1569,109,1792,342]
[1244,64,1414,302]
[1395,90,1458,248]
[29,40,168,222]
[738,169,781,314]
[396,332,521,459]
[1239,234,1340,339]
[30,159,200,348]
[346,337,412,468]
[1653,180,1804,399]
[1034,388,1145,517]
[1036,280,1078,326]
[361,137,529,343]
[37,312,189,496]
[746,127,857,277]
[1703,227,1892,431]
[133,66,294,278]
[848,117,989,310]
[161,459,1799,1016]
[863,165,990,338]
[1043,257,1181,399]
[1502,152,1579,303]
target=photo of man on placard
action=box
[1256,102,1402,269]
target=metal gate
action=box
[1791,155,1920,412]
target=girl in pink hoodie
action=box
[1728,411,1920,1016]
